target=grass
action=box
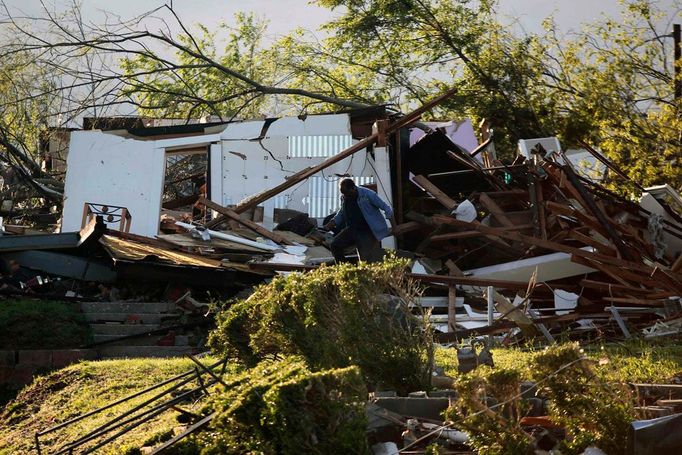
[0,299,92,349]
[0,356,225,455]
[435,338,682,384]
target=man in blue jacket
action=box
[323,178,394,263]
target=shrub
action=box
[187,356,368,455]
[208,259,432,394]
[446,366,534,455]
[530,343,637,454]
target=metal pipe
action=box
[73,382,215,455]
[175,221,279,251]
[56,370,207,451]
[428,163,526,177]
[38,358,223,436]
[189,354,228,387]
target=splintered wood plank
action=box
[445,260,461,333]
[490,290,538,337]
[672,254,682,273]
[198,197,288,245]
[391,221,423,236]
[579,279,655,295]
[569,230,618,256]
[479,193,515,227]
[412,175,457,209]
[430,214,662,276]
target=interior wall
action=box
[216,114,378,228]
[61,131,165,237]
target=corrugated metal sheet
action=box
[287,134,353,158]
[308,176,375,218]
[100,235,222,268]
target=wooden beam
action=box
[568,230,618,256]
[579,279,655,295]
[489,289,538,337]
[390,221,423,236]
[410,273,533,291]
[412,175,456,209]
[213,86,461,223]
[672,254,682,273]
[430,224,533,242]
[479,192,514,227]
[430,214,665,278]
[198,197,289,245]
[559,162,634,261]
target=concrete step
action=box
[92,334,190,346]
[90,324,160,336]
[97,345,196,359]
[80,302,177,314]
[83,313,180,324]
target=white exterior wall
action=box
[61,114,389,237]
[216,114,376,228]
[62,132,165,237]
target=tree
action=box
[290,0,681,189]
[0,0,679,206]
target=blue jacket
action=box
[334,187,393,241]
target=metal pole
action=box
[487,286,495,347]
[674,24,681,101]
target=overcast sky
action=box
[4,0,680,39]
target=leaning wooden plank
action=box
[568,230,618,256]
[412,175,457,209]
[559,162,634,261]
[489,289,538,337]
[577,140,646,192]
[229,86,461,217]
[479,192,515,227]
[431,214,658,276]
[410,273,533,291]
[672,254,682,273]
[197,197,289,245]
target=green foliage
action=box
[297,0,681,187]
[0,299,92,349]
[446,366,534,455]
[209,259,433,394]
[185,357,368,455]
[0,357,214,454]
[436,340,682,454]
[531,343,637,454]
[121,13,276,120]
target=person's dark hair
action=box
[339,178,356,192]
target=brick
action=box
[17,350,52,367]
[11,365,38,387]
[0,366,14,383]
[0,350,16,366]
[52,349,98,368]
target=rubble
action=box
[1,85,682,454]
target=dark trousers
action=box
[330,227,384,263]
